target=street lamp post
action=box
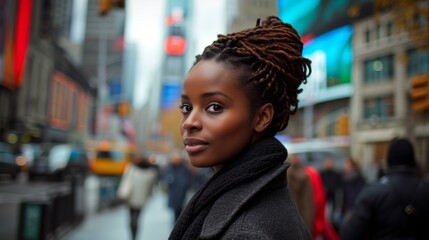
[96,20,108,141]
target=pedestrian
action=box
[287,154,315,232]
[168,16,312,239]
[340,157,366,224]
[304,165,332,240]
[340,137,429,240]
[320,157,343,230]
[163,149,192,222]
[117,154,158,240]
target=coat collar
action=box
[200,162,289,239]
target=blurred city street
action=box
[0,174,174,240]
[1,0,429,239]
[64,187,173,240]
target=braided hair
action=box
[194,16,311,136]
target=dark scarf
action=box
[169,137,288,240]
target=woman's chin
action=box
[189,159,210,168]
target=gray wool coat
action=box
[199,162,312,240]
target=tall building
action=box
[351,10,429,172]
[0,0,96,146]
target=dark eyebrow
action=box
[202,91,232,100]
[181,91,232,101]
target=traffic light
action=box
[336,114,349,136]
[410,74,429,112]
[117,101,131,117]
[98,0,111,15]
[98,0,125,16]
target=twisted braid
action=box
[194,16,311,136]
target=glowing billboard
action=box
[278,0,372,36]
[299,25,353,105]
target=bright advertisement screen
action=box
[299,25,353,105]
[159,82,183,149]
[161,82,182,110]
[278,0,372,36]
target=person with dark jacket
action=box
[341,157,366,223]
[163,150,192,222]
[341,138,429,240]
[320,157,343,227]
[168,16,312,239]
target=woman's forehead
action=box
[184,60,244,90]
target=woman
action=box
[169,16,312,239]
[118,155,158,240]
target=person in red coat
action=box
[305,166,339,240]
[304,166,326,239]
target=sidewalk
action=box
[64,188,174,240]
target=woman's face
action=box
[180,59,258,168]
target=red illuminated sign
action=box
[165,36,186,55]
[14,0,32,87]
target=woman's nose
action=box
[182,111,202,130]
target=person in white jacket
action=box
[118,154,158,240]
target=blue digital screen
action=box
[161,82,182,109]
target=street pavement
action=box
[63,188,174,240]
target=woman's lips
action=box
[183,138,208,154]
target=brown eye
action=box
[206,103,223,113]
[179,104,192,114]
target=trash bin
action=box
[17,182,72,240]
[17,199,53,240]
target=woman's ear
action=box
[254,103,274,133]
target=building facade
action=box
[351,12,429,173]
[0,0,96,148]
